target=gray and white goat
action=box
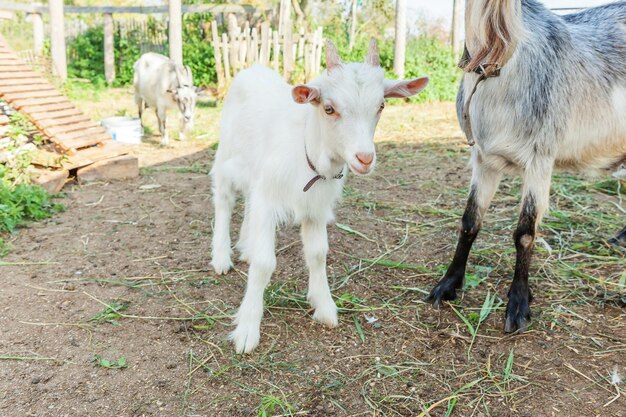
[428,0,626,332]
[133,52,199,145]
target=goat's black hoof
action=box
[608,226,626,248]
[504,291,532,333]
[426,278,460,308]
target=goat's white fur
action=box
[211,40,428,353]
[133,52,198,145]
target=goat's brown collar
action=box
[459,44,503,146]
[303,147,345,192]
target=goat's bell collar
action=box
[303,147,345,192]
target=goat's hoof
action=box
[312,305,339,328]
[608,236,626,248]
[230,323,261,354]
[426,280,459,308]
[211,255,233,275]
[504,292,532,333]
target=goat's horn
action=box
[325,39,342,72]
[366,38,379,67]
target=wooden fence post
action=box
[272,29,280,72]
[30,8,44,56]
[48,0,67,80]
[221,32,231,83]
[211,21,224,90]
[283,24,293,80]
[260,22,270,66]
[104,13,115,85]
[168,0,183,65]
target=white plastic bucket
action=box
[101,116,143,145]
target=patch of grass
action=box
[88,301,129,325]
[91,354,127,369]
[257,394,295,417]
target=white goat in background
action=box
[211,39,429,353]
[133,52,199,145]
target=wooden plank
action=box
[63,132,111,150]
[30,149,65,168]
[0,64,33,72]
[0,59,26,67]
[0,84,56,94]
[63,140,129,170]
[21,102,74,114]
[32,169,69,193]
[45,120,101,136]
[0,53,18,60]
[2,90,63,101]
[37,114,91,129]
[0,78,48,87]
[0,71,45,80]
[77,155,138,183]
[12,97,68,108]
[55,129,108,146]
[29,108,82,121]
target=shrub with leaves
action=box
[0,113,64,255]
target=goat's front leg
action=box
[505,166,552,333]
[301,219,338,327]
[179,116,190,141]
[157,108,168,145]
[428,158,502,305]
[230,203,277,354]
[210,171,235,274]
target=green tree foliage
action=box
[325,34,460,102]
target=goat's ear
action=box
[185,65,193,81]
[325,40,342,72]
[383,76,429,98]
[292,84,321,104]
[365,38,379,67]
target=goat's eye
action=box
[324,105,335,115]
[379,102,385,112]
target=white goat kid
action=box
[133,52,198,145]
[210,39,428,354]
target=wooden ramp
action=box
[0,36,138,192]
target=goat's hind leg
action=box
[505,165,552,333]
[427,159,502,305]
[608,225,626,248]
[210,167,236,274]
[301,219,338,327]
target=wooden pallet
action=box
[0,37,111,155]
[0,36,138,191]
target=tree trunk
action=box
[393,0,406,78]
[348,0,357,51]
[451,0,463,56]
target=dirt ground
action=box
[0,98,624,417]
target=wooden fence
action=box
[211,20,323,90]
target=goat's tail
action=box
[463,0,526,72]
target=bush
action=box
[67,14,217,87]
[0,114,64,255]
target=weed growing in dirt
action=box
[89,301,130,325]
[91,354,128,369]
